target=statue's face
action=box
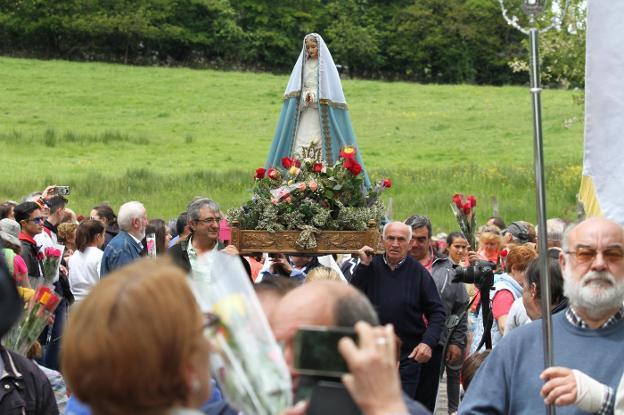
[305,38,318,59]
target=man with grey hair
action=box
[405,214,468,413]
[100,201,147,276]
[546,218,567,248]
[350,221,446,403]
[169,197,239,280]
[460,217,624,414]
[271,280,430,415]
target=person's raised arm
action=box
[350,246,375,290]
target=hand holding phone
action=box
[293,326,357,378]
[54,186,71,196]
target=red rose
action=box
[281,157,294,169]
[34,286,52,303]
[294,159,301,168]
[312,162,323,173]
[500,248,509,258]
[254,168,266,180]
[36,252,44,262]
[381,178,392,188]
[339,146,357,159]
[467,195,477,208]
[43,292,61,312]
[343,158,362,176]
[267,168,280,180]
[452,194,463,209]
[462,202,472,215]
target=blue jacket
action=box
[100,231,143,277]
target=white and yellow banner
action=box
[580,0,624,223]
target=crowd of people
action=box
[0,185,623,415]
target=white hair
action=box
[382,221,412,241]
[117,201,146,231]
[563,267,624,319]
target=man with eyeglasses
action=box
[460,217,624,415]
[169,198,240,280]
[14,201,45,282]
[404,215,468,413]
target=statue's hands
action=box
[305,91,316,105]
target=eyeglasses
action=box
[26,217,45,224]
[196,216,221,224]
[564,247,624,264]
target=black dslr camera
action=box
[452,260,497,350]
[452,260,496,291]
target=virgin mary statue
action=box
[265,33,371,188]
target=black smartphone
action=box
[307,380,362,415]
[54,186,71,196]
[293,325,357,378]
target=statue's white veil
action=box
[283,33,347,105]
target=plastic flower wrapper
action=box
[4,285,61,356]
[450,193,477,250]
[38,244,65,286]
[189,252,292,415]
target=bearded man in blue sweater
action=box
[351,221,446,402]
[460,217,624,414]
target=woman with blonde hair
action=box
[470,244,537,353]
[304,265,344,283]
[476,225,502,263]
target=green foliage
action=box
[0,0,562,85]
[508,0,586,88]
[0,57,585,231]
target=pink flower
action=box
[267,168,280,180]
[308,180,318,191]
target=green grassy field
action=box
[0,57,585,231]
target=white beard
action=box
[564,264,624,320]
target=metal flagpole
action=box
[528,26,555,415]
[498,1,570,414]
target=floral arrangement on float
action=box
[227,144,391,252]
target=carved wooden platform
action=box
[230,221,382,254]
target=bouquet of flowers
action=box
[189,253,292,415]
[4,285,61,356]
[450,193,477,250]
[228,145,391,247]
[37,245,64,286]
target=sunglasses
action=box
[26,217,45,225]
[564,247,624,265]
